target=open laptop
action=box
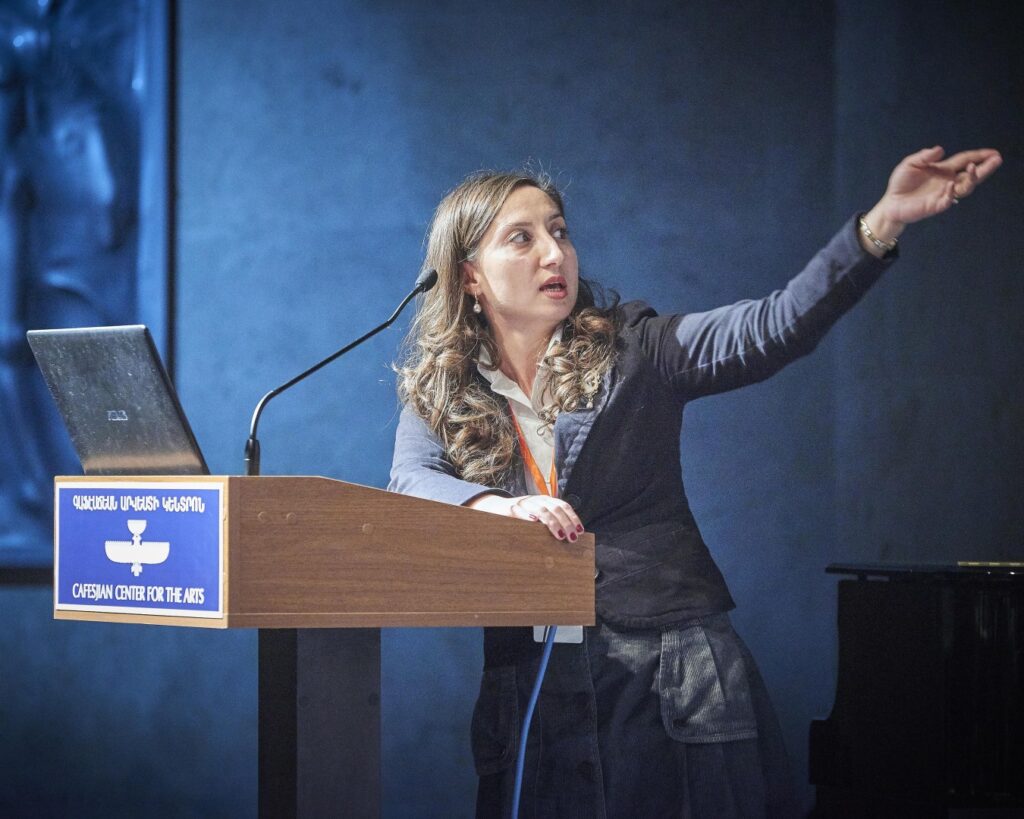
[26,325,209,475]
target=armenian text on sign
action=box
[55,482,223,619]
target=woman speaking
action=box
[389,145,1001,817]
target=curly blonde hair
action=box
[396,170,619,488]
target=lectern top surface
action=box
[27,325,209,476]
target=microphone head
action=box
[415,268,439,293]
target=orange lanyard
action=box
[508,406,557,498]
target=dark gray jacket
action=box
[389,216,891,649]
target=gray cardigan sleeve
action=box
[387,404,512,505]
[625,214,895,401]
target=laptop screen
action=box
[27,325,209,476]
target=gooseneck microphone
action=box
[243,268,438,476]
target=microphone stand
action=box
[243,269,438,476]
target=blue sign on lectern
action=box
[55,481,224,618]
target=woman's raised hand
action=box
[468,493,584,542]
[860,146,1002,255]
[884,146,1001,221]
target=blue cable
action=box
[511,625,557,819]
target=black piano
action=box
[810,563,1024,818]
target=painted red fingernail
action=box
[557,530,565,539]
[576,524,584,532]
[569,532,577,542]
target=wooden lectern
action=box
[54,475,595,817]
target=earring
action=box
[472,296,482,314]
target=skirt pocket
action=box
[470,665,520,776]
[658,615,759,744]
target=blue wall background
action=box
[1,1,1020,816]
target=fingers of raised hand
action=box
[939,147,1001,171]
[950,162,976,199]
[972,150,1003,182]
[907,145,945,168]
[932,149,1001,205]
[907,147,1001,177]
[935,149,1002,178]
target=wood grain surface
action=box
[53,475,595,629]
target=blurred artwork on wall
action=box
[0,0,168,566]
